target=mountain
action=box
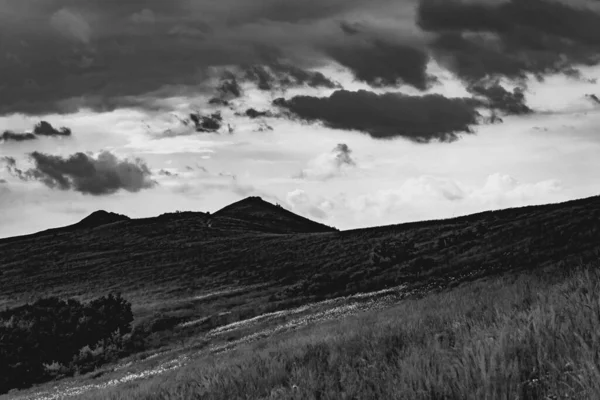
[1,194,600,372]
[0,210,130,245]
[214,196,337,233]
[0,197,332,245]
[72,210,130,229]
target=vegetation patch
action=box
[0,294,135,394]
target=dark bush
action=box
[0,293,133,394]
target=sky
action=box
[1,0,600,238]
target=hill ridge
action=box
[3,194,600,243]
[74,210,130,229]
[214,196,337,234]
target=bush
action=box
[0,293,134,394]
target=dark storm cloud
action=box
[274,90,480,143]
[32,121,72,136]
[245,108,271,119]
[1,132,37,143]
[1,121,72,143]
[209,71,242,106]
[189,112,223,133]
[4,0,599,117]
[469,82,532,115]
[270,64,339,89]
[243,63,339,91]
[215,74,243,99]
[4,151,156,195]
[418,0,600,82]
[0,0,388,116]
[324,22,433,90]
[325,39,432,90]
[339,21,362,36]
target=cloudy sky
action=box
[1,0,600,238]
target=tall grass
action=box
[82,264,600,400]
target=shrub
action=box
[0,293,134,394]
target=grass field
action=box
[74,262,600,400]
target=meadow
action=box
[77,262,600,400]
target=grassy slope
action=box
[80,262,600,400]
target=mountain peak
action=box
[214,196,337,234]
[76,210,130,229]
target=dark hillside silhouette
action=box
[214,196,337,233]
[73,210,130,229]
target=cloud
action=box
[334,143,355,166]
[190,112,224,133]
[324,22,433,89]
[296,143,356,180]
[387,176,466,202]
[4,151,156,195]
[212,73,243,102]
[245,108,271,119]
[158,169,178,177]
[243,63,340,91]
[268,63,339,89]
[50,8,92,43]
[326,40,432,89]
[32,121,72,137]
[274,89,480,142]
[1,131,37,143]
[473,173,563,205]
[3,0,599,117]
[349,173,564,221]
[0,178,8,197]
[0,0,367,115]
[586,94,600,105]
[286,189,331,220]
[418,0,600,83]
[1,121,72,143]
[469,82,532,115]
[2,156,29,182]
[131,8,156,24]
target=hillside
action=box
[2,194,600,397]
[2,193,600,313]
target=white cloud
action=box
[343,173,567,227]
[287,189,331,220]
[296,143,357,180]
[473,173,563,208]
